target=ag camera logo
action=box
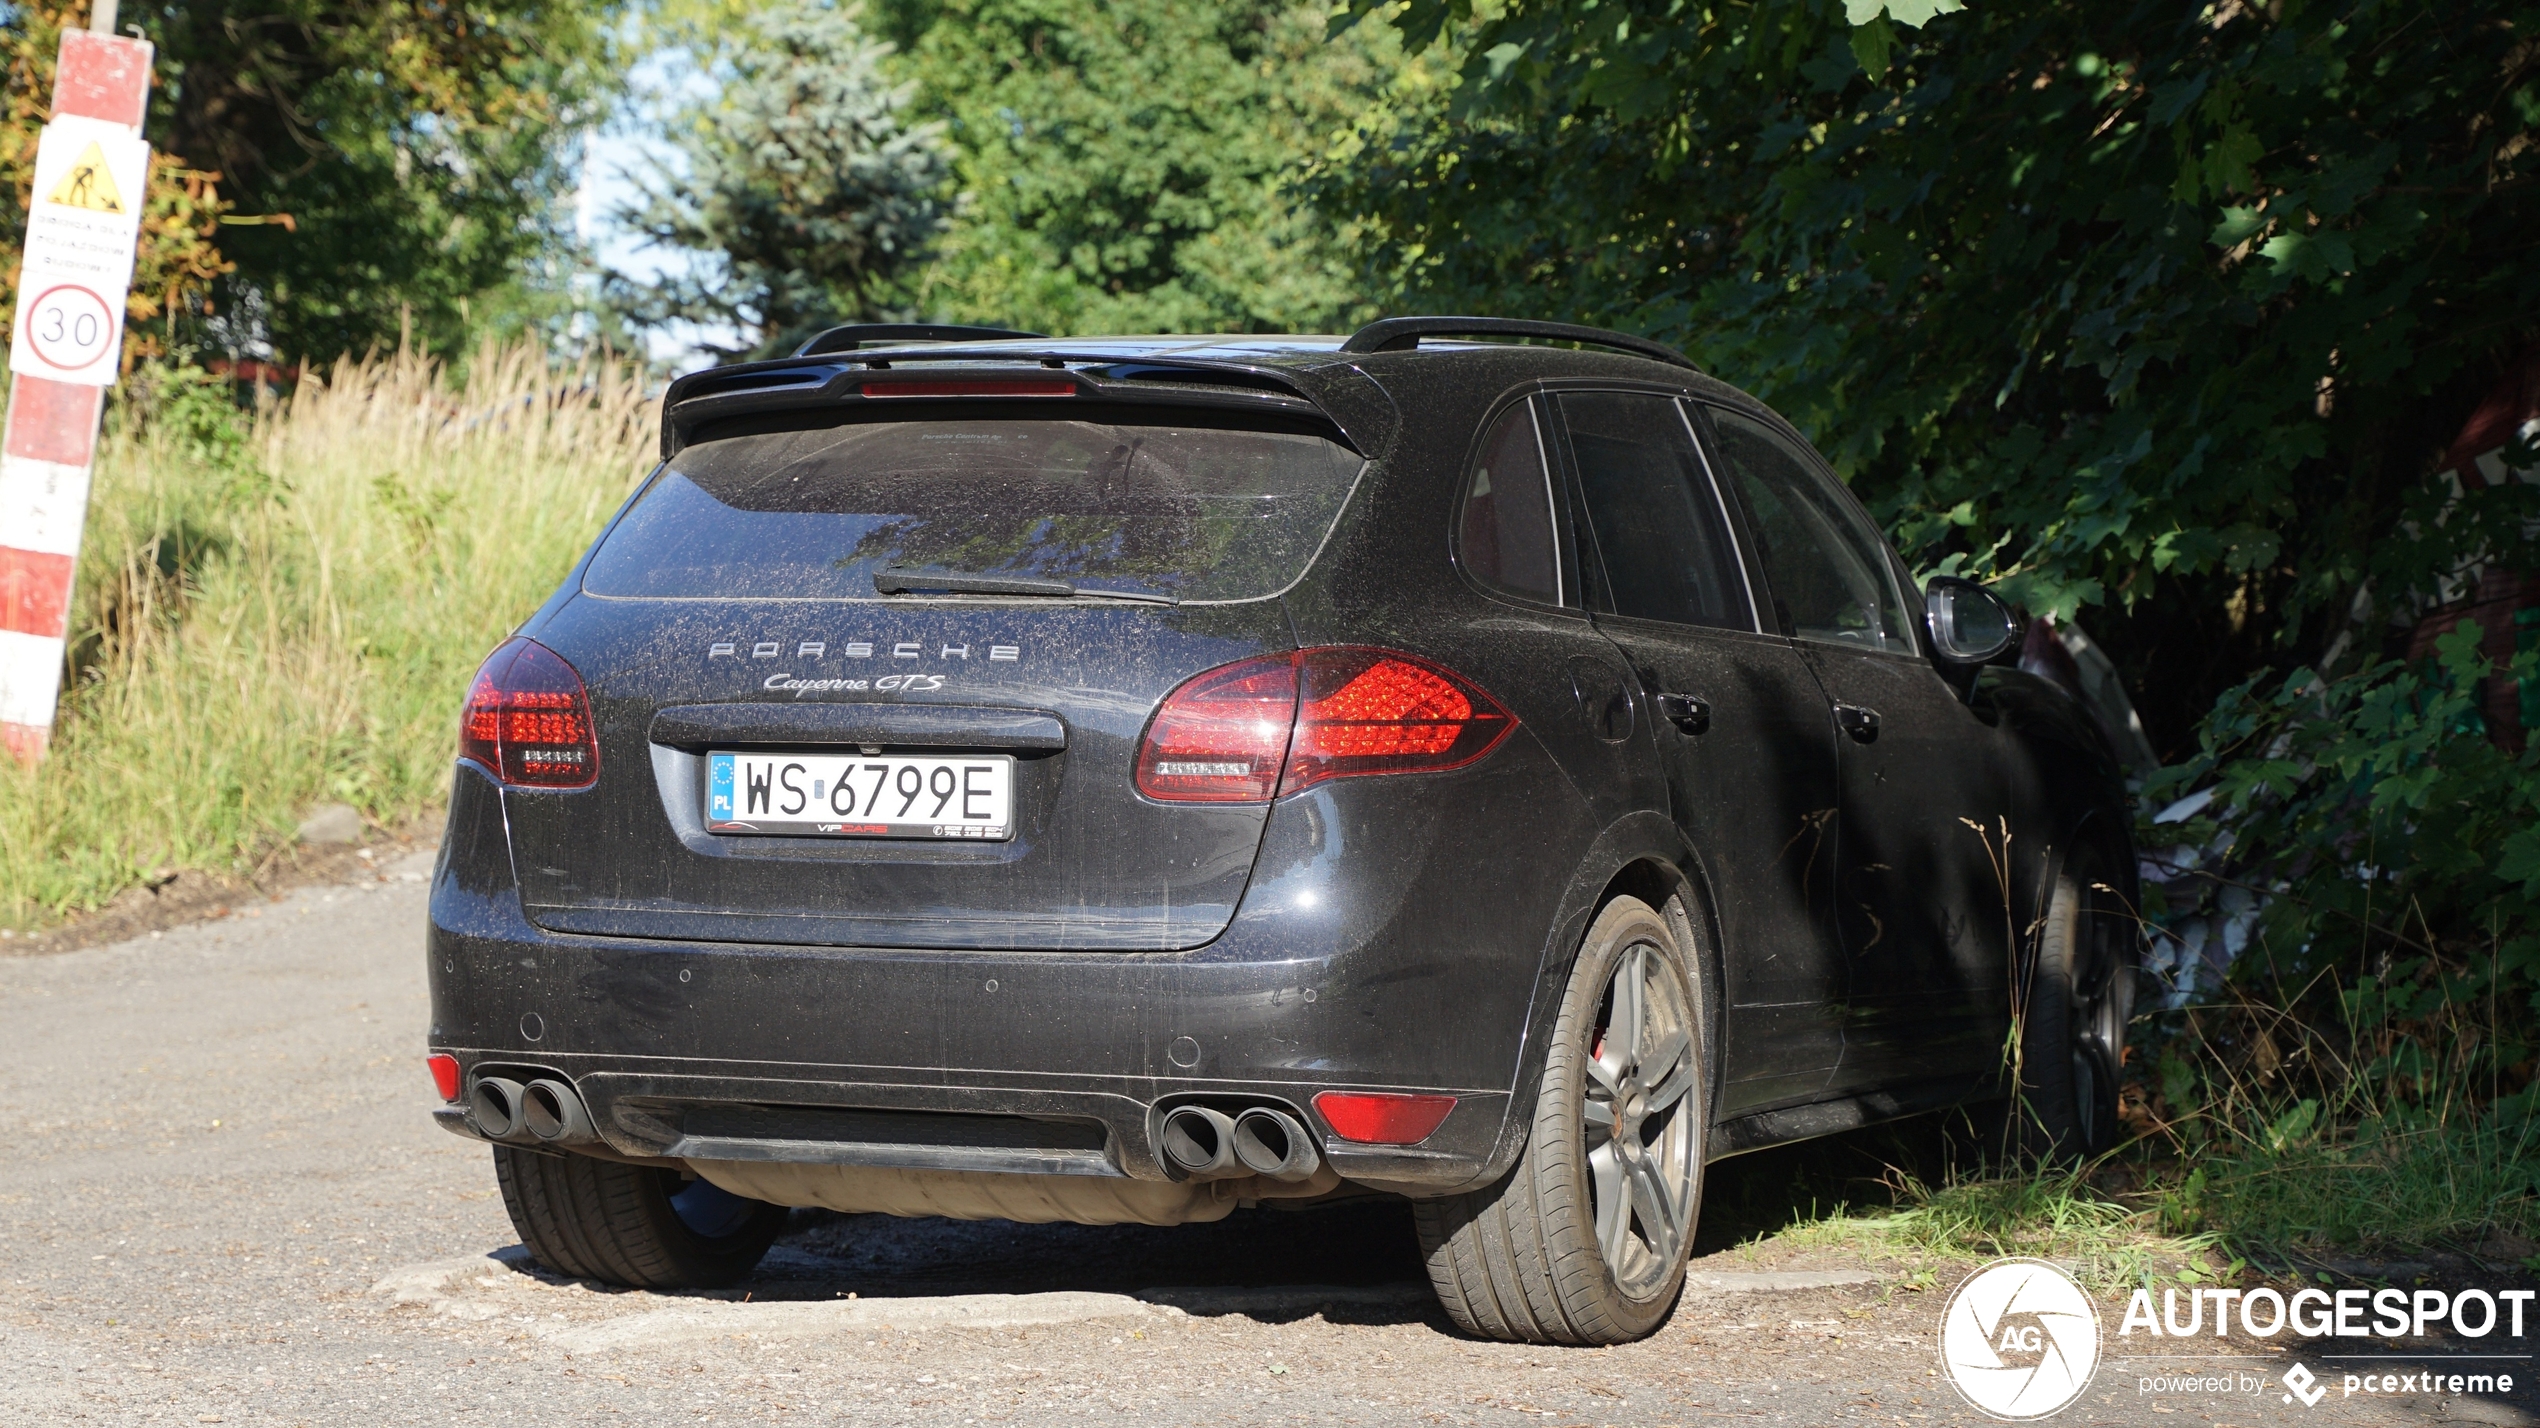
[1939,1257,2102,1419]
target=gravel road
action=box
[2,847,2530,1427]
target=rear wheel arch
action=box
[1459,819,1726,1194]
[1417,892,1709,1342]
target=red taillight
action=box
[457,637,600,789]
[1135,647,1513,804]
[1286,648,1513,792]
[1133,653,1298,802]
[427,1054,462,1102]
[1314,1091,1458,1145]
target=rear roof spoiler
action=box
[1341,316,1697,372]
[659,355,1392,461]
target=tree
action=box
[873,0,1402,336]
[1322,0,2539,753]
[613,0,953,359]
[1323,0,2540,1093]
[134,0,615,360]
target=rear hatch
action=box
[506,403,1364,951]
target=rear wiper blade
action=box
[871,567,1179,605]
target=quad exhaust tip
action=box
[468,1077,527,1140]
[469,1074,599,1147]
[1161,1103,1321,1183]
[1230,1107,1320,1181]
[523,1078,598,1144]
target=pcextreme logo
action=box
[1939,1258,2102,1420]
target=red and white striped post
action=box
[0,15,153,766]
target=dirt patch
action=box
[1,804,445,957]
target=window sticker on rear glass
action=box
[583,418,1364,604]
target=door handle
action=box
[1834,703,1881,743]
[1655,693,1711,735]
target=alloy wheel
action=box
[1583,940,1704,1299]
[2065,872,2133,1149]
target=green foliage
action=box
[138,0,619,360]
[876,0,1401,335]
[1320,0,2540,752]
[616,0,954,357]
[2145,625,2540,1089]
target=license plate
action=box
[707,751,1014,840]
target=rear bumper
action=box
[423,762,1595,1193]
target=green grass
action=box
[2163,1109,2540,1260]
[1776,1165,2209,1292]
[0,346,655,930]
[1762,1106,2538,1291]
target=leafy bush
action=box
[2133,622,2540,1252]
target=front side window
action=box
[1561,391,1749,630]
[1456,401,1562,604]
[1706,407,1916,656]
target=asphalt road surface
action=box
[3,847,2531,1427]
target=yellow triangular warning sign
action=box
[45,142,124,213]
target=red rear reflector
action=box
[1134,648,1513,804]
[1134,653,1297,802]
[457,637,601,789]
[427,1054,462,1102]
[861,379,1077,398]
[1314,1091,1457,1145]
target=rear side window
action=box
[1456,402,1561,604]
[1561,392,1749,630]
[1706,407,1917,655]
[583,417,1365,603]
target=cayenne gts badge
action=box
[708,641,1021,661]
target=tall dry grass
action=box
[0,343,657,929]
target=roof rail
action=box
[1339,316,1695,371]
[795,323,1047,356]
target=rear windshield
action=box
[583,416,1365,603]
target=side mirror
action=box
[1925,576,2021,666]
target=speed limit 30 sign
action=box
[7,113,149,386]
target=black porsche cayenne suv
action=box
[425,317,2137,1345]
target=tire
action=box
[1414,895,1708,1345]
[493,1145,787,1290]
[2015,844,2138,1161]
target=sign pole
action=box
[0,12,151,766]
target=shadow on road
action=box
[746,1196,1429,1305]
[564,1108,1986,1319]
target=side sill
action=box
[1706,1071,2001,1162]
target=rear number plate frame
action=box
[707,751,1014,840]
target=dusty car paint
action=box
[426,333,2132,1202]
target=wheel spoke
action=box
[1638,1028,1689,1096]
[1610,946,1647,1070]
[1626,1157,1682,1264]
[1590,1141,1630,1266]
[1583,1094,1618,1140]
[1647,1052,1699,1115]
